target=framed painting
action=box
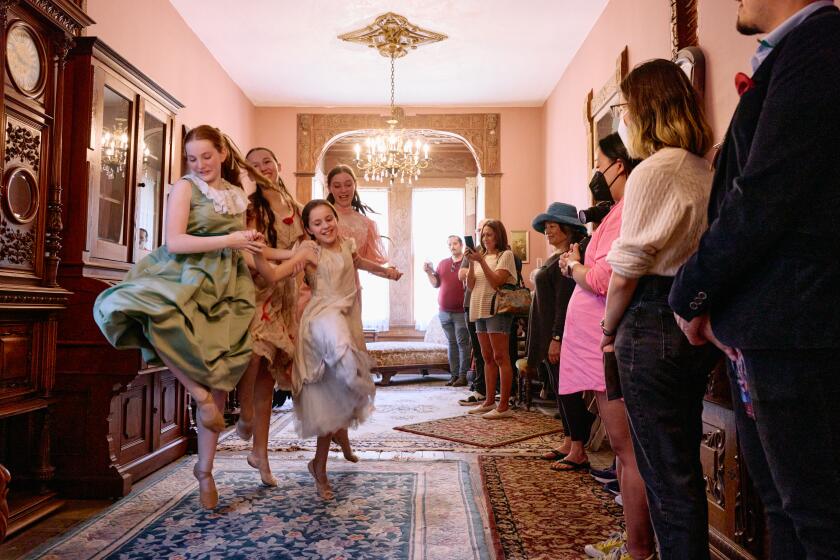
[510,230,529,264]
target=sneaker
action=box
[467,403,496,414]
[614,493,623,507]
[603,480,621,496]
[584,531,626,558]
[459,392,486,406]
[591,465,618,484]
[451,376,468,387]
[604,544,631,560]
[482,408,514,420]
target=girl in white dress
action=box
[254,199,402,499]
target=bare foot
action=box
[307,460,334,500]
[247,454,278,487]
[331,435,359,463]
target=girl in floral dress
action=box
[94,125,265,509]
[234,146,310,487]
[254,199,402,499]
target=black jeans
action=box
[465,309,485,394]
[615,276,718,560]
[558,391,594,443]
[732,348,840,560]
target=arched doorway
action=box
[296,112,502,330]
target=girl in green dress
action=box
[93,125,265,509]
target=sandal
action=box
[550,459,591,472]
[193,463,219,509]
[247,454,278,487]
[540,449,569,461]
[307,460,334,500]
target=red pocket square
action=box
[735,72,755,96]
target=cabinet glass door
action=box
[97,86,132,245]
[134,110,165,261]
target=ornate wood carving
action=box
[671,0,699,57]
[4,122,41,171]
[26,0,94,36]
[702,427,726,507]
[734,445,763,551]
[585,47,628,175]
[0,212,35,266]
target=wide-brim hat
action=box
[532,202,587,234]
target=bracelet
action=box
[600,319,616,337]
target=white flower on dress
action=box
[188,173,248,216]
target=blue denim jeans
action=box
[615,276,719,560]
[439,310,471,379]
[731,348,840,559]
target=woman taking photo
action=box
[602,59,719,559]
[465,220,518,419]
[557,133,654,560]
[234,146,308,487]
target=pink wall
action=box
[253,106,548,275]
[86,0,256,151]
[543,0,757,211]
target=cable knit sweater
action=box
[607,147,713,278]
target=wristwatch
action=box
[551,335,561,341]
[600,319,616,337]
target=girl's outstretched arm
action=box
[255,247,317,283]
[354,254,402,281]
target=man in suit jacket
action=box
[670,1,840,557]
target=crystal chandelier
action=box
[101,118,129,180]
[353,55,430,185]
[339,13,447,186]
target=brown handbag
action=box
[490,278,532,316]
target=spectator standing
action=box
[424,235,471,386]
[458,220,488,405]
[671,2,840,557]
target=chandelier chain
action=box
[389,54,396,115]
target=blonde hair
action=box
[620,59,713,158]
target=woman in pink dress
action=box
[325,165,388,265]
[558,133,654,560]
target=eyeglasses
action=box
[609,102,628,120]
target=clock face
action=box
[6,25,42,94]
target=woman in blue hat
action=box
[524,203,594,464]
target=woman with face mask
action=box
[557,133,654,559]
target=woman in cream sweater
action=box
[600,59,720,560]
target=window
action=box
[357,188,390,331]
[412,188,465,330]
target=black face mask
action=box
[588,160,620,204]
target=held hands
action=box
[229,230,266,254]
[384,266,403,281]
[423,262,435,274]
[558,243,581,277]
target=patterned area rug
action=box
[394,410,564,449]
[479,456,624,560]
[218,382,567,454]
[30,456,488,560]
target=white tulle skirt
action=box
[293,308,376,439]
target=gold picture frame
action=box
[510,230,529,264]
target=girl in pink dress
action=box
[558,133,654,560]
[325,165,388,265]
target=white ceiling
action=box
[168,0,608,107]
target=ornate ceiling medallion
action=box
[338,12,447,58]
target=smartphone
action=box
[464,235,475,250]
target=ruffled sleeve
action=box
[358,217,388,264]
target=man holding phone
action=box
[424,236,470,386]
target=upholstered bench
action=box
[366,315,450,385]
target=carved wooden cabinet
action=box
[0,0,92,541]
[52,37,190,499]
[702,362,767,560]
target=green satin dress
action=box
[93,176,255,391]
